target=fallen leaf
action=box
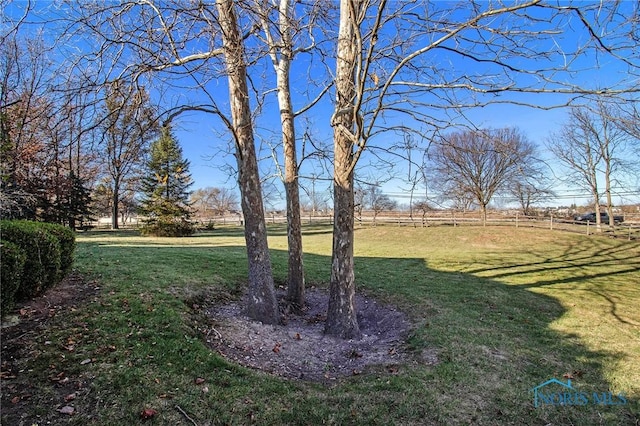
[140,408,157,420]
[272,342,281,353]
[64,393,77,402]
[294,333,301,340]
[80,359,92,365]
[57,405,75,415]
[202,386,209,393]
[563,372,574,379]
[11,396,20,404]
[195,377,205,385]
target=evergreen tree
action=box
[139,126,194,236]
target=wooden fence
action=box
[90,211,640,240]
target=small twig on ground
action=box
[207,327,222,339]
[175,405,198,426]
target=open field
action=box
[1,226,639,425]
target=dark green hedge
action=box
[0,221,75,315]
[141,218,195,237]
[40,222,76,276]
[0,240,26,317]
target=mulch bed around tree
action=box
[204,288,430,382]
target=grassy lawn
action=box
[3,225,638,425]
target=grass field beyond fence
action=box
[3,225,639,425]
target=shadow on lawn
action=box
[66,235,640,425]
[460,237,640,330]
[464,237,640,282]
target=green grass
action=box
[4,225,639,425]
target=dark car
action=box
[574,212,624,224]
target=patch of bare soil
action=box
[1,272,100,425]
[205,288,417,381]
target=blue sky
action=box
[5,0,639,209]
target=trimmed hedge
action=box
[140,218,195,237]
[0,240,26,317]
[40,222,76,276]
[0,221,75,315]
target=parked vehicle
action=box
[574,212,624,224]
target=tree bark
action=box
[325,0,360,339]
[281,81,305,311]
[111,178,119,229]
[275,0,305,311]
[216,0,279,325]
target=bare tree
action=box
[216,0,279,324]
[509,177,556,217]
[62,0,280,324]
[192,187,239,218]
[507,149,556,216]
[325,0,640,337]
[0,33,53,219]
[430,128,535,224]
[99,83,158,229]
[325,0,362,338]
[364,183,397,225]
[549,102,635,229]
[412,200,433,226]
[254,0,333,311]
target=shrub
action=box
[140,218,195,237]
[40,222,76,276]
[0,220,61,300]
[0,240,26,317]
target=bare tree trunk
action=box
[589,168,602,232]
[325,0,360,339]
[216,0,278,325]
[275,0,305,311]
[481,203,487,226]
[111,178,119,229]
[603,146,615,228]
[281,104,305,310]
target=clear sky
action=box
[5,0,639,210]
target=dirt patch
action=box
[1,272,100,425]
[204,288,419,381]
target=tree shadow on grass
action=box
[348,253,639,425]
[464,237,639,281]
[64,239,640,425]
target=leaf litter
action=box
[204,288,431,382]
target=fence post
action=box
[587,221,590,235]
[550,214,553,230]
[630,225,632,241]
[516,212,519,228]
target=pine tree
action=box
[139,126,194,236]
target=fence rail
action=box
[87,212,640,240]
